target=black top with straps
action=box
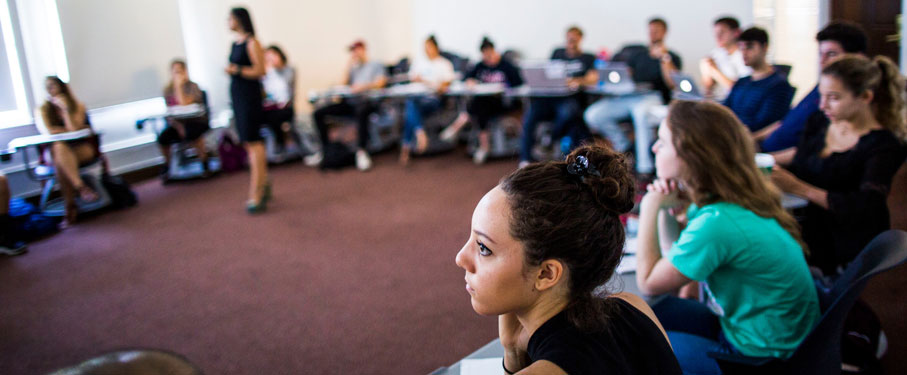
[527,298,682,374]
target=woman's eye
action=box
[476,240,492,256]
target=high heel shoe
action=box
[262,181,272,203]
[246,199,267,214]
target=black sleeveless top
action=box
[527,298,682,374]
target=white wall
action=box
[409,0,754,82]
[177,0,413,116]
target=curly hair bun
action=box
[565,142,636,215]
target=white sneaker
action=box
[518,160,531,169]
[440,126,458,142]
[304,151,323,167]
[473,148,488,165]
[356,150,372,171]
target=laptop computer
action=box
[670,72,704,100]
[597,62,636,95]
[521,60,571,95]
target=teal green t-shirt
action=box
[666,202,820,358]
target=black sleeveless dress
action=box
[229,39,264,143]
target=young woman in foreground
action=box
[456,143,681,374]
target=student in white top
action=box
[400,35,455,165]
[700,17,751,100]
[262,45,300,156]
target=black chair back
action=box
[784,230,907,373]
[711,230,907,374]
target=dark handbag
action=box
[217,132,247,172]
[101,174,138,209]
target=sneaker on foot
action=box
[0,241,27,256]
[440,125,458,142]
[473,148,489,165]
[356,150,372,171]
[304,151,323,167]
[518,160,531,169]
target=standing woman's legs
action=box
[245,141,268,203]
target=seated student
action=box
[40,76,100,226]
[158,59,211,181]
[636,100,820,374]
[700,16,751,100]
[771,55,907,274]
[456,143,682,374]
[758,22,868,151]
[583,18,680,172]
[723,27,795,133]
[399,35,455,165]
[307,40,387,171]
[439,37,524,164]
[261,45,301,157]
[0,175,27,256]
[519,26,597,168]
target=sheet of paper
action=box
[460,357,503,375]
[617,254,637,274]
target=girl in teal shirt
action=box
[635,100,820,374]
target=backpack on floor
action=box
[7,198,57,241]
[101,173,138,209]
[218,132,247,172]
[319,142,355,170]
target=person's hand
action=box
[350,83,368,94]
[224,64,240,76]
[499,312,530,352]
[465,79,478,89]
[771,166,802,194]
[699,57,717,75]
[650,43,667,59]
[642,178,684,210]
[566,77,582,90]
[50,96,68,113]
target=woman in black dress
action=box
[772,55,907,274]
[226,7,269,213]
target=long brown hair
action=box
[822,55,907,141]
[666,100,807,253]
[500,142,636,332]
[40,76,78,127]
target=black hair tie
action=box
[566,155,601,181]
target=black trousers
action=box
[312,100,377,150]
[263,107,295,145]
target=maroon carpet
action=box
[0,151,509,374]
[1,150,905,374]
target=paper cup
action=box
[755,153,775,175]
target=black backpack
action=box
[319,142,356,170]
[101,173,138,209]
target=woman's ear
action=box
[534,259,565,292]
[861,89,874,104]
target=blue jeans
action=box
[583,92,663,172]
[653,296,739,375]
[519,96,588,162]
[403,95,441,146]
